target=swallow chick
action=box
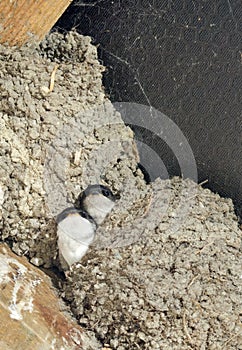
[57,184,119,269]
[57,207,97,269]
[75,184,120,225]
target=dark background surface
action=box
[55,0,242,216]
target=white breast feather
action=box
[57,214,95,267]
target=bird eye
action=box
[81,211,88,219]
[102,188,111,197]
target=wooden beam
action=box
[0,0,72,46]
[0,244,88,349]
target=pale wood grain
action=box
[0,0,72,46]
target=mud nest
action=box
[0,31,241,350]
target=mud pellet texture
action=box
[0,31,241,350]
[0,30,147,274]
[63,177,242,350]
